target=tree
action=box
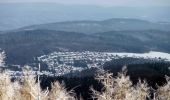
[0,51,5,67]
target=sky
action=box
[1,0,170,7]
[0,0,169,30]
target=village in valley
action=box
[2,51,170,77]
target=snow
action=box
[107,51,170,61]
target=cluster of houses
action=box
[37,51,122,76]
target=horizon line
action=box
[0,2,170,8]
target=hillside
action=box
[20,18,170,34]
[0,29,170,65]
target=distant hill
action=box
[20,18,170,34]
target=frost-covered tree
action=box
[20,66,49,100]
[154,76,170,100]
[0,51,5,67]
[0,51,20,100]
[49,81,76,100]
[91,69,115,100]
[126,80,150,100]
[91,66,150,100]
[0,71,20,100]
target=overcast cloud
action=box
[0,0,170,7]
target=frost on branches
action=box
[0,51,5,67]
[91,66,150,100]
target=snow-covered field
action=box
[107,51,170,61]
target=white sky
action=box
[1,0,170,7]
